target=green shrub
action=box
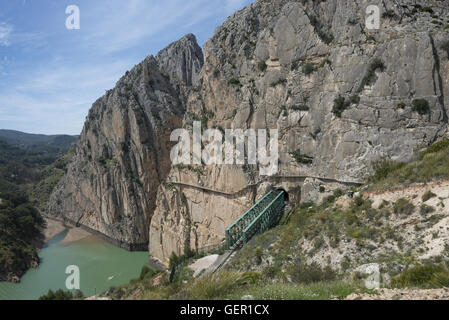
[411,99,430,115]
[290,150,314,164]
[229,78,242,86]
[270,78,287,87]
[420,204,435,215]
[188,271,261,299]
[358,58,385,92]
[348,18,359,25]
[419,139,449,159]
[287,262,337,284]
[319,186,325,193]
[302,60,331,75]
[422,190,437,202]
[317,30,334,44]
[393,198,415,215]
[368,138,449,190]
[323,189,344,205]
[169,247,198,269]
[370,58,385,71]
[258,61,267,72]
[391,264,449,288]
[349,95,360,104]
[139,265,157,280]
[382,10,397,19]
[332,95,350,117]
[303,63,316,75]
[370,159,406,182]
[39,289,75,300]
[420,6,434,14]
[396,102,407,109]
[291,104,310,111]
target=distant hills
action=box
[0,129,77,190]
[0,129,78,150]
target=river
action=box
[0,230,149,300]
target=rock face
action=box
[149,0,449,264]
[49,0,449,263]
[47,34,203,249]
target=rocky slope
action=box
[48,0,449,264]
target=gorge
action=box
[46,0,449,267]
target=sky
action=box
[0,0,254,135]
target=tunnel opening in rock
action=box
[273,186,289,203]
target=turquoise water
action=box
[0,231,149,300]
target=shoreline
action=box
[43,217,92,245]
[42,216,165,271]
[43,217,67,242]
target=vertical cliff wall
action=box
[148,0,449,263]
[47,34,203,249]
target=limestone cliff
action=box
[149,0,449,264]
[48,0,449,263]
[46,34,203,249]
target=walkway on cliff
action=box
[168,174,362,197]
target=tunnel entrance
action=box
[273,186,289,203]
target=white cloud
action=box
[0,23,13,46]
[0,0,257,134]
[0,58,134,134]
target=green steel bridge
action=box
[225,189,287,250]
[170,189,287,282]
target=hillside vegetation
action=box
[0,190,45,282]
[0,132,76,281]
[368,139,449,190]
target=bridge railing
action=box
[225,190,277,250]
[241,190,285,245]
[225,190,286,250]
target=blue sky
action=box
[0,0,254,135]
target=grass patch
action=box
[393,198,415,215]
[287,262,337,284]
[223,281,364,300]
[367,139,449,190]
[185,271,261,299]
[422,190,436,202]
[391,263,449,289]
[420,204,435,215]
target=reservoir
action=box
[0,230,149,300]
